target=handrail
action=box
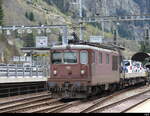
[0,64,49,77]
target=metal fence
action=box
[0,64,50,77]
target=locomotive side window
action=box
[123,61,130,66]
[52,52,62,64]
[64,52,77,64]
[92,52,96,63]
[112,56,118,70]
[106,54,110,64]
[80,51,88,64]
[99,53,102,64]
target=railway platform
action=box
[0,64,49,98]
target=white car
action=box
[123,60,137,73]
[135,62,146,73]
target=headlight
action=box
[81,70,85,75]
[53,70,57,75]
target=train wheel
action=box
[144,79,148,85]
[86,87,92,98]
[119,79,125,90]
[109,84,117,93]
[91,86,101,96]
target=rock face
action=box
[48,0,144,16]
[0,0,149,62]
[83,0,140,16]
[2,0,149,41]
[48,0,149,40]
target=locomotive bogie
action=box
[48,80,90,98]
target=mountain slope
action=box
[2,0,72,26]
[0,0,146,62]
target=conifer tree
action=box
[0,0,3,26]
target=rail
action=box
[80,85,149,113]
[90,89,150,113]
[0,93,53,113]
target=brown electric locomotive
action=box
[48,42,124,98]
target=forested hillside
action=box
[0,0,150,62]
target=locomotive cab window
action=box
[123,61,130,66]
[52,52,62,64]
[112,56,118,70]
[63,52,77,64]
[80,51,88,64]
[92,52,96,63]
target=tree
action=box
[29,12,35,21]
[25,12,28,18]
[0,0,3,25]
[25,11,35,22]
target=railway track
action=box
[80,85,150,113]
[90,89,150,113]
[17,99,63,113]
[9,99,81,113]
[0,92,50,107]
[0,91,81,113]
[0,85,149,113]
[34,101,81,113]
[121,99,149,113]
[0,92,53,113]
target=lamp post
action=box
[113,22,120,45]
[72,0,83,40]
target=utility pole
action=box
[79,0,83,41]
[145,27,149,41]
[72,0,83,40]
[62,26,68,45]
[145,26,149,48]
[102,0,107,39]
[113,29,117,45]
[141,26,149,52]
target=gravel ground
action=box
[61,86,150,113]
[126,99,150,113]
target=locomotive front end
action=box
[48,45,90,98]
